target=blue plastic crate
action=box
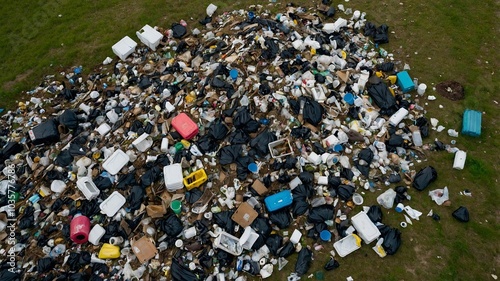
[462,109,481,137]
[264,190,293,212]
[396,71,415,93]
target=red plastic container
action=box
[171,113,199,140]
[70,214,91,244]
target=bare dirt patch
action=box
[2,69,33,91]
[436,81,465,101]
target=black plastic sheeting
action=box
[452,206,469,222]
[171,259,204,281]
[412,166,437,191]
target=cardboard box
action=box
[231,202,258,227]
[146,204,167,218]
[132,236,158,263]
[251,180,268,196]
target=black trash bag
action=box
[58,110,79,130]
[37,257,54,273]
[186,188,203,204]
[356,148,374,177]
[158,214,184,237]
[19,206,34,229]
[326,6,336,17]
[374,24,389,44]
[140,166,161,187]
[387,134,404,148]
[68,273,90,281]
[278,241,295,258]
[67,252,87,271]
[218,145,242,165]
[249,129,277,157]
[171,259,203,281]
[367,205,383,223]
[259,83,272,95]
[394,186,408,204]
[337,185,355,201]
[269,209,292,229]
[380,227,401,255]
[127,185,145,212]
[307,222,327,239]
[298,172,314,185]
[199,16,212,25]
[198,249,213,269]
[251,217,272,238]
[213,211,236,234]
[377,62,395,73]
[29,119,60,145]
[295,247,312,276]
[208,118,229,140]
[116,173,136,190]
[228,129,250,144]
[293,183,314,199]
[291,126,311,139]
[68,142,86,156]
[283,155,297,169]
[266,234,283,256]
[242,260,260,275]
[302,98,324,126]
[80,200,100,217]
[0,268,20,281]
[0,142,23,163]
[171,23,187,39]
[94,176,112,191]
[452,206,469,222]
[420,125,430,138]
[55,150,73,167]
[412,166,437,191]
[340,168,354,181]
[292,198,310,217]
[308,205,334,223]
[197,135,219,154]
[367,81,397,115]
[327,175,341,189]
[388,173,402,183]
[324,257,340,271]
[233,107,252,129]
[138,76,152,90]
[243,119,260,134]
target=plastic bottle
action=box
[50,244,66,257]
[412,129,423,147]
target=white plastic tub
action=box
[453,150,466,170]
[213,231,243,256]
[132,133,153,152]
[389,108,409,127]
[351,211,381,244]
[76,177,100,200]
[88,224,106,245]
[268,139,293,158]
[163,164,184,192]
[102,149,129,175]
[99,191,126,217]
[333,234,362,257]
[240,226,259,250]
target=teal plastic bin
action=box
[264,190,293,212]
[462,109,481,137]
[396,71,415,93]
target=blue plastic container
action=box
[320,230,332,242]
[264,190,293,212]
[396,71,415,93]
[462,109,481,137]
[343,93,354,105]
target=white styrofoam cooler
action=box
[453,150,467,170]
[351,211,381,244]
[136,24,163,51]
[112,36,137,61]
[163,164,184,192]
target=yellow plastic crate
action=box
[183,169,208,190]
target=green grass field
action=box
[1,0,499,280]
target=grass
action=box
[1,0,499,280]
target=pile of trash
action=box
[0,2,472,280]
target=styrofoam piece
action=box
[351,211,381,244]
[388,108,409,127]
[102,149,129,175]
[213,231,243,256]
[100,191,126,217]
[268,139,293,158]
[136,24,163,51]
[88,224,106,246]
[96,123,111,135]
[163,164,184,192]
[323,134,340,148]
[112,36,137,61]
[206,3,217,16]
[160,138,169,153]
[317,176,328,185]
[307,152,322,165]
[132,133,153,152]
[453,150,466,170]
[76,177,100,200]
[333,234,362,257]
[290,229,302,244]
[289,177,302,190]
[240,226,259,250]
[164,101,175,113]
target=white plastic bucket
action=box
[417,83,427,96]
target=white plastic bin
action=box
[132,133,153,152]
[240,226,259,250]
[350,211,381,244]
[453,150,466,170]
[268,139,293,158]
[76,177,100,200]
[102,149,130,175]
[213,231,243,256]
[163,164,184,192]
[136,25,163,51]
[334,234,362,257]
[100,191,126,217]
[112,36,137,61]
